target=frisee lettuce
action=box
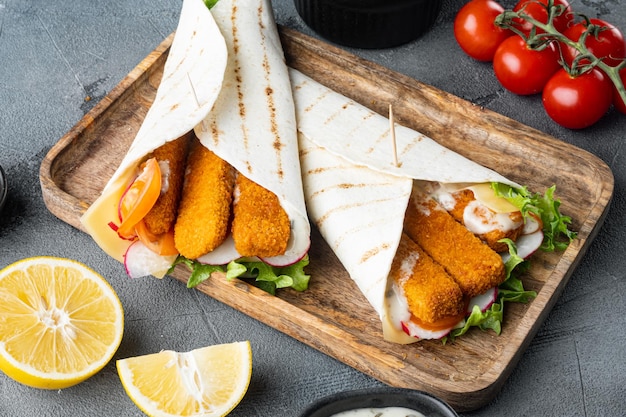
[446,184,576,342]
[168,254,310,295]
[491,183,577,251]
[445,239,536,342]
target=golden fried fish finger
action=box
[174,138,235,259]
[444,189,523,253]
[143,132,191,236]
[391,233,465,325]
[404,189,505,299]
[231,174,290,258]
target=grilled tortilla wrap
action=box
[81,0,309,277]
[194,0,310,266]
[291,69,521,343]
[81,0,227,268]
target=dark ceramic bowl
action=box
[299,387,459,417]
[293,0,441,49]
[0,165,7,214]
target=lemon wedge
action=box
[0,256,124,389]
[117,341,252,417]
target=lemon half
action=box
[117,341,252,417]
[0,256,124,389]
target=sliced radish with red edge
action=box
[467,287,498,315]
[123,240,176,279]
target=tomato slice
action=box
[117,158,162,240]
[135,220,178,256]
[409,311,466,332]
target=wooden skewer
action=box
[389,104,399,167]
[187,72,200,107]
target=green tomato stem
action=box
[496,3,626,106]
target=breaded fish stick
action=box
[232,174,290,258]
[391,233,465,325]
[174,138,235,259]
[143,132,191,236]
[444,189,523,253]
[404,189,505,298]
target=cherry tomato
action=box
[513,0,573,35]
[542,67,613,129]
[562,18,626,67]
[117,158,162,239]
[454,0,512,62]
[613,67,626,115]
[493,36,561,95]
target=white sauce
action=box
[398,251,418,285]
[158,160,171,194]
[430,183,523,236]
[433,189,456,211]
[331,407,426,417]
[463,200,521,235]
[385,283,411,332]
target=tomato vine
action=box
[495,0,626,107]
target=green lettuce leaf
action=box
[447,267,537,342]
[226,255,311,295]
[491,183,577,252]
[445,180,573,342]
[168,254,310,295]
[168,256,225,288]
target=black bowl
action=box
[0,165,7,214]
[299,387,459,417]
[293,0,442,49]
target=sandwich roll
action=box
[81,0,228,272]
[81,0,311,286]
[292,68,573,342]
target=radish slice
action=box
[467,287,498,315]
[260,246,309,267]
[522,214,541,235]
[197,233,310,267]
[260,234,311,267]
[401,320,463,340]
[515,229,544,259]
[123,240,177,279]
[196,235,242,266]
[501,229,544,263]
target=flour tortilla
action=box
[81,0,309,272]
[195,0,310,263]
[291,69,517,343]
[81,0,227,264]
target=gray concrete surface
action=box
[1,0,625,416]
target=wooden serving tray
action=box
[40,27,613,412]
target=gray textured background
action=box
[1,0,625,416]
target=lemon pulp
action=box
[117,341,252,417]
[0,256,124,389]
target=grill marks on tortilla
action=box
[226,2,284,180]
[305,163,403,258]
[229,4,251,176]
[295,77,389,157]
[162,25,202,113]
[259,2,284,181]
[361,243,392,264]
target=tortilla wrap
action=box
[195,0,310,264]
[290,68,518,343]
[81,0,309,274]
